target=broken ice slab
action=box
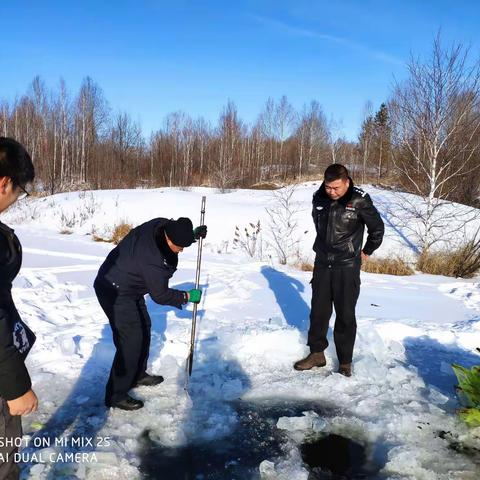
[276,411,326,432]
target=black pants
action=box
[94,279,151,406]
[0,398,22,480]
[307,265,361,364]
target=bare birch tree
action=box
[389,35,480,251]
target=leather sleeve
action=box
[0,306,32,400]
[358,194,385,255]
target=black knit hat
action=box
[165,217,195,247]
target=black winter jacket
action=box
[312,179,384,267]
[95,218,186,308]
[0,221,32,400]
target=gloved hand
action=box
[188,289,202,303]
[193,225,207,240]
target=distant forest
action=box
[1,36,479,207]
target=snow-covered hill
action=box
[4,184,480,479]
[5,182,480,264]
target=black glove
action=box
[193,225,207,240]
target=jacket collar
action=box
[155,226,178,267]
[314,177,354,206]
[0,221,15,236]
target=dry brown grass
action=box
[293,256,414,275]
[92,234,109,243]
[59,229,73,235]
[294,247,479,279]
[417,244,480,278]
[91,222,133,245]
[417,251,455,277]
[296,261,314,272]
[111,222,133,245]
[361,257,415,276]
[248,182,281,190]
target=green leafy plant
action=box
[452,349,480,427]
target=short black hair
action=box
[324,164,349,183]
[0,137,35,187]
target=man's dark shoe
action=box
[294,352,326,371]
[134,373,164,387]
[107,395,144,411]
[338,363,352,377]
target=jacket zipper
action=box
[326,203,336,265]
[348,240,354,254]
[327,202,335,246]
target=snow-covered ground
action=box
[5,182,480,264]
[4,184,480,479]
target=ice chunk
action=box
[428,387,449,405]
[276,411,326,432]
[259,459,309,480]
[268,316,285,327]
[259,460,276,479]
[388,340,405,358]
[354,355,388,382]
[384,446,442,480]
[358,328,387,363]
[59,336,76,355]
[28,464,46,476]
[387,365,410,383]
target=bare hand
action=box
[7,389,38,416]
[361,251,369,262]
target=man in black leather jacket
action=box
[294,164,384,376]
[95,217,207,411]
[0,138,37,479]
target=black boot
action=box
[134,373,164,387]
[338,363,352,377]
[107,395,144,411]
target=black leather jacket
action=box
[0,222,32,400]
[312,179,384,267]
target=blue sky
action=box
[1,0,479,140]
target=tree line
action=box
[0,79,334,193]
[1,36,479,208]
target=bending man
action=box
[95,217,206,410]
